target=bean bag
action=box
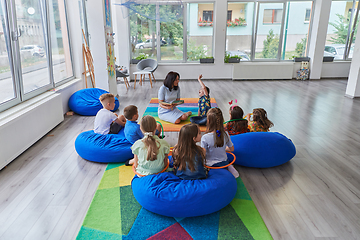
[231,132,296,168]
[68,88,119,116]
[75,128,133,163]
[131,169,237,218]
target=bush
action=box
[262,29,279,59]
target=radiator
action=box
[0,93,64,170]
[233,62,294,80]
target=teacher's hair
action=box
[164,71,180,91]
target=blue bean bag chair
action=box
[75,128,133,163]
[131,169,237,218]
[68,88,119,116]
[231,132,296,168]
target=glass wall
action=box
[282,1,313,60]
[226,2,254,61]
[326,0,358,60]
[0,0,73,112]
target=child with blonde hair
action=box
[201,108,239,178]
[173,123,207,180]
[94,93,126,135]
[246,108,274,132]
[131,115,170,176]
[225,105,249,135]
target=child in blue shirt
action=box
[190,74,211,126]
[124,105,162,165]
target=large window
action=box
[226,2,253,61]
[263,9,283,24]
[282,1,313,60]
[129,2,214,63]
[325,0,359,60]
[0,0,73,112]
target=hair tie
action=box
[144,132,153,137]
[231,105,238,110]
[216,130,221,137]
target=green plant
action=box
[135,53,148,60]
[262,29,279,59]
[201,56,214,59]
[186,40,207,61]
[329,13,358,44]
[224,52,242,63]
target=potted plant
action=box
[131,53,148,64]
[293,56,310,62]
[200,56,214,63]
[224,52,241,63]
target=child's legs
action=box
[227,165,239,178]
[190,115,207,126]
[108,122,122,134]
[211,160,230,167]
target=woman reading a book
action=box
[158,71,192,124]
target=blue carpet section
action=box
[76,226,121,240]
[120,186,142,235]
[106,163,124,171]
[178,212,220,240]
[123,208,176,240]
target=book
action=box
[160,100,184,106]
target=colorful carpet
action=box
[76,163,273,240]
[143,98,218,132]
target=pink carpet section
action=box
[148,222,193,240]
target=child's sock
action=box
[227,165,239,178]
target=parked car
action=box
[324,44,353,60]
[135,39,167,49]
[226,50,250,61]
[20,45,45,57]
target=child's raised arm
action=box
[197,74,208,96]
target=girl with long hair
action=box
[131,115,170,177]
[173,123,207,180]
[246,108,274,132]
[201,108,239,178]
[225,105,249,135]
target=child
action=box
[225,105,249,135]
[94,93,126,135]
[245,108,274,132]
[131,115,170,177]
[123,105,162,144]
[173,123,207,180]
[201,108,239,178]
[190,74,211,126]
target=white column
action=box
[213,1,227,66]
[346,24,360,97]
[86,0,117,96]
[307,0,331,79]
[113,2,130,74]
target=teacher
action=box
[158,71,191,124]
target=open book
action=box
[160,100,184,106]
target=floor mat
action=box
[76,163,273,240]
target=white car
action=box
[20,45,45,57]
[135,39,166,49]
[324,44,353,60]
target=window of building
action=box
[227,10,232,21]
[203,10,213,22]
[263,9,283,24]
[305,8,311,22]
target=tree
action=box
[295,37,307,57]
[262,29,279,59]
[329,13,358,44]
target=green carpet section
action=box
[120,185,142,235]
[106,163,124,171]
[76,226,121,240]
[231,199,273,240]
[218,204,254,240]
[82,188,121,235]
[98,167,119,190]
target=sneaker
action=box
[227,165,239,178]
[159,135,166,139]
[125,160,131,166]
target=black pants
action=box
[108,122,122,134]
[190,115,207,126]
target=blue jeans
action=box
[190,115,207,126]
[211,160,230,167]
